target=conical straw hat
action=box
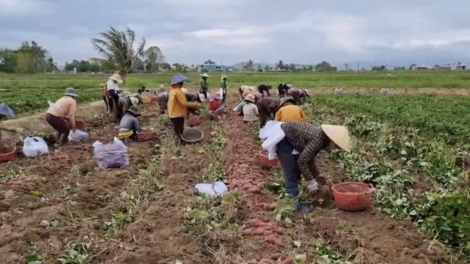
[321,125,351,152]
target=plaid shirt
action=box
[281,122,330,181]
[256,98,280,127]
[243,103,258,122]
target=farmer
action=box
[156,91,169,115]
[0,103,15,140]
[106,74,123,117]
[242,94,258,123]
[220,74,228,104]
[287,88,303,105]
[260,121,351,212]
[277,83,288,97]
[118,106,141,141]
[275,97,306,122]
[300,89,310,104]
[233,89,264,113]
[168,74,200,143]
[45,87,78,145]
[182,88,201,117]
[199,73,210,101]
[239,85,256,99]
[258,83,272,97]
[256,98,280,128]
[209,93,223,112]
[116,93,141,122]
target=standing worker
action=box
[275,97,306,122]
[168,74,200,143]
[220,74,228,104]
[45,87,78,145]
[199,73,210,101]
[106,74,123,122]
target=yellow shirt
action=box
[168,87,198,118]
[274,104,306,122]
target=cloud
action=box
[0,0,56,16]
[0,0,469,67]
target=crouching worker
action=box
[275,97,306,122]
[46,87,78,145]
[242,94,258,123]
[156,91,169,115]
[260,121,351,212]
[0,103,15,140]
[118,106,141,141]
[168,74,200,143]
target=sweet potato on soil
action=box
[266,234,285,247]
[253,228,268,235]
[275,227,285,235]
[282,257,294,264]
[270,253,282,260]
[242,228,254,235]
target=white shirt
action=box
[106,79,119,91]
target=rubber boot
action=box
[286,188,313,213]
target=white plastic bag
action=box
[68,129,89,142]
[195,181,228,197]
[92,137,129,169]
[23,136,49,157]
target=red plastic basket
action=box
[0,141,16,162]
[259,150,279,168]
[332,182,374,212]
[137,131,157,142]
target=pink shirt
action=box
[47,96,77,123]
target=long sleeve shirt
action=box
[243,103,259,122]
[256,98,280,127]
[275,104,306,122]
[220,80,227,91]
[281,122,330,181]
[200,79,209,91]
[168,88,198,118]
[47,96,77,124]
[106,79,119,91]
[119,113,140,132]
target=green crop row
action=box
[302,98,470,259]
[312,94,470,146]
[1,71,470,88]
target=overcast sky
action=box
[0,0,469,66]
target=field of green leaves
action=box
[0,71,469,115]
[303,94,470,259]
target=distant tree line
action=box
[0,41,59,73]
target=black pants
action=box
[108,89,119,115]
[46,113,70,144]
[258,87,270,97]
[170,117,185,143]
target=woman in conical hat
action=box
[264,121,351,213]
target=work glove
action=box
[306,179,319,192]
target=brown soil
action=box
[0,90,462,264]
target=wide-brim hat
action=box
[244,94,255,103]
[321,125,351,152]
[110,74,123,84]
[200,73,209,78]
[130,97,139,106]
[171,74,189,85]
[126,106,141,116]
[64,87,78,97]
[221,74,227,80]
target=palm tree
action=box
[91,27,147,79]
